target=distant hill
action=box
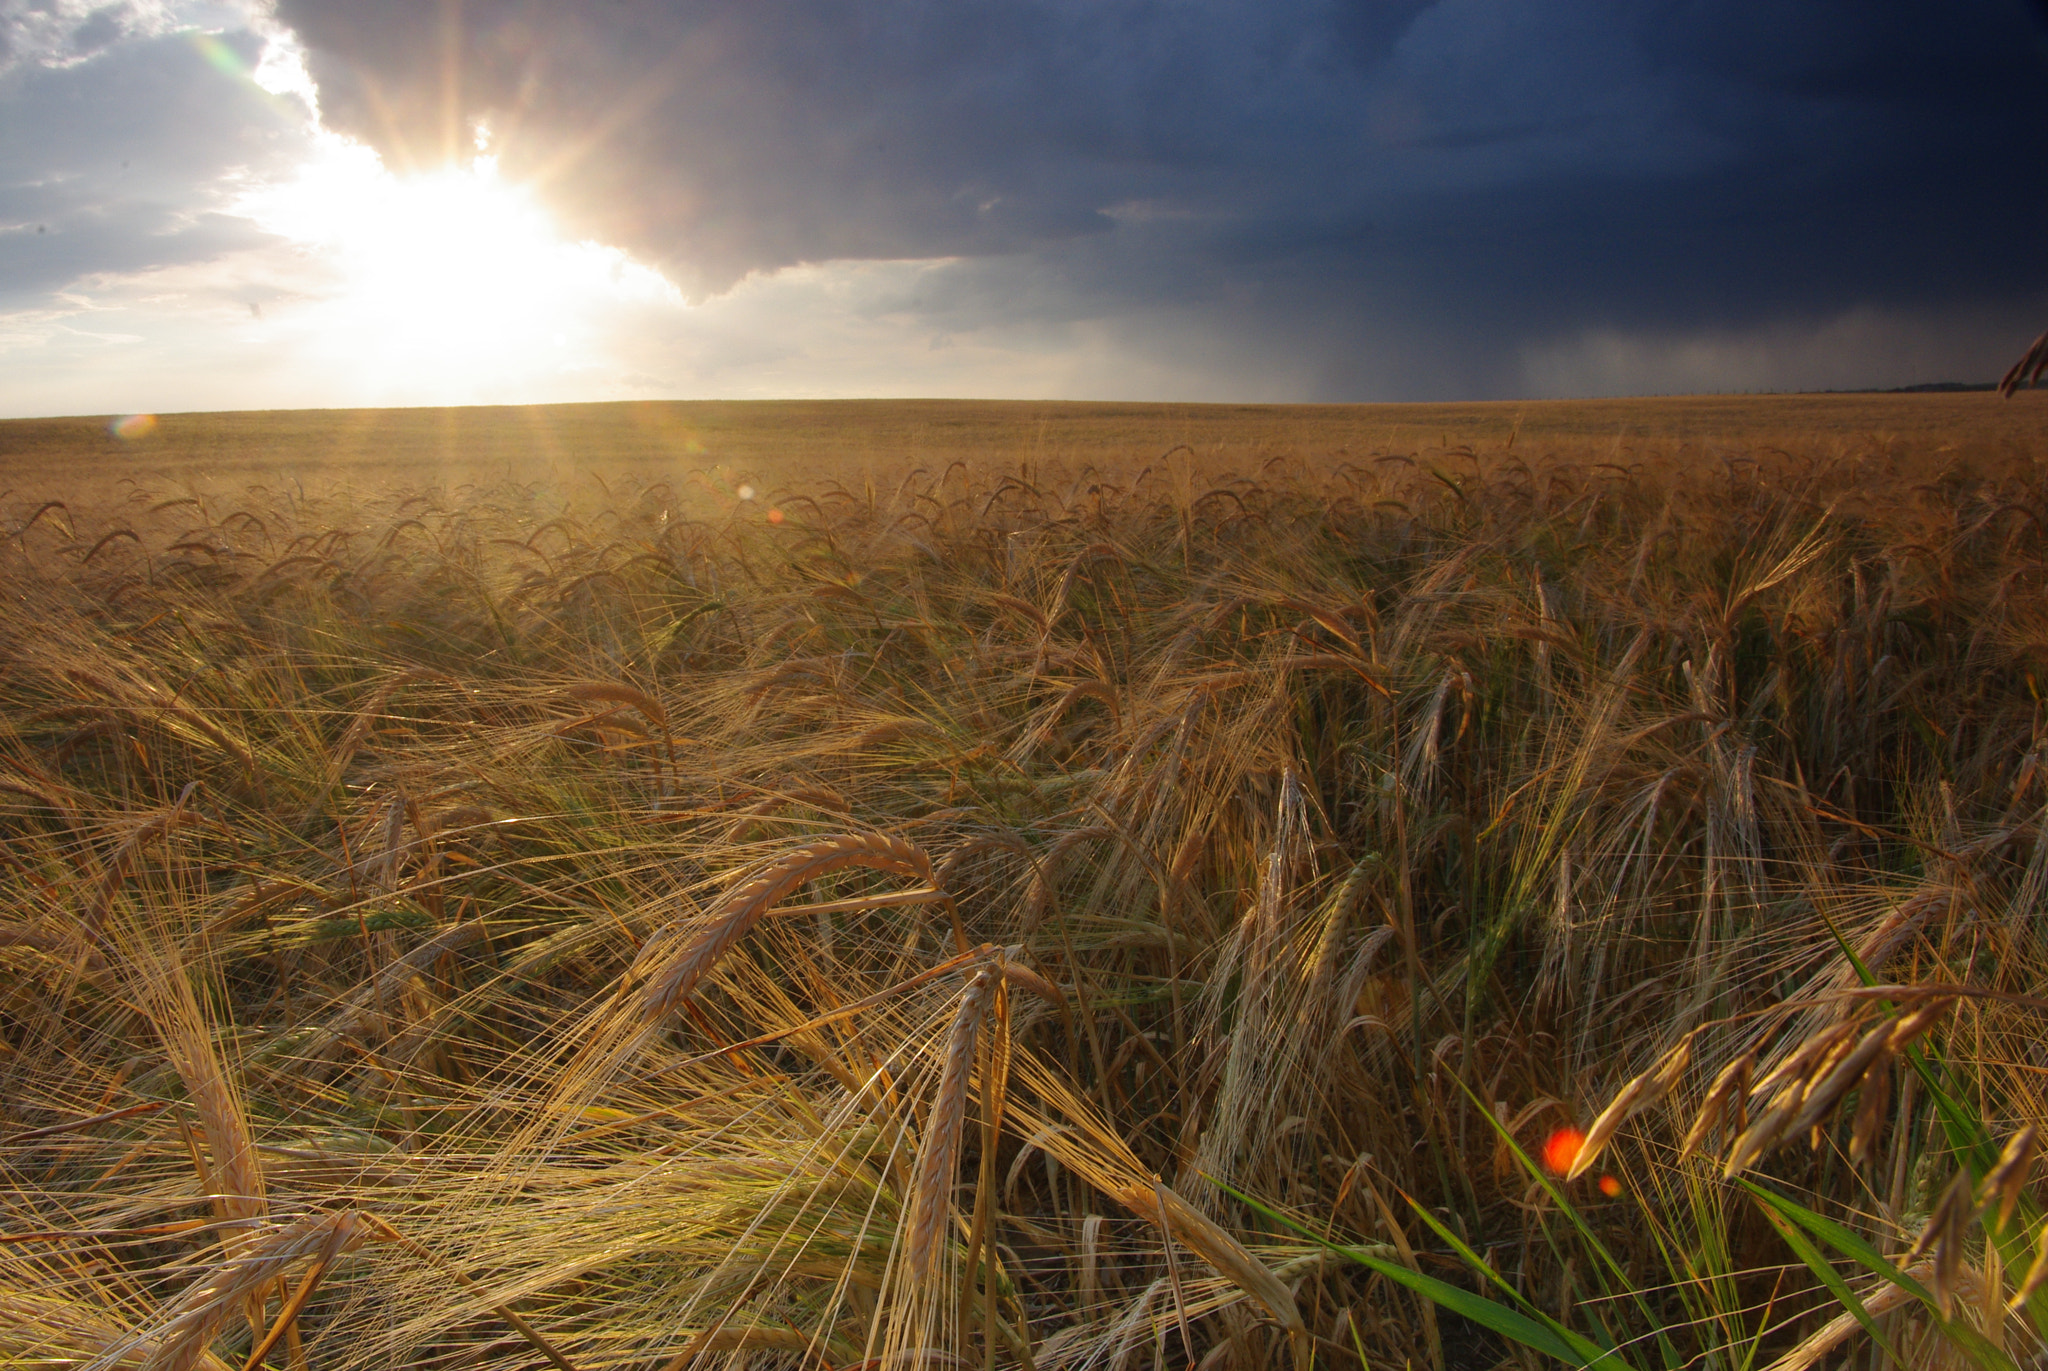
[1811,381,2001,395]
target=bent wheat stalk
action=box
[630,832,943,1024]
[541,832,952,1119]
[1759,1263,1947,1371]
[1567,1030,1694,1180]
[96,1211,364,1371]
[1115,1181,1310,1371]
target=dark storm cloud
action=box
[0,22,306,306]
[272,0,2048,395]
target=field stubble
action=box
[2,396,2048,1371]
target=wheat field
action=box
[3,394,2048,1371]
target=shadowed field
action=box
[2,396,2048,1371]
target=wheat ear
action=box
[905,962,998,1279]
[301,667,452,827]
[103,1211,363,1371]
[561,680,677,792]
[1759,1260,1959,1371]
[631,832,938,1024]
[79,782,202,938]
[1116,1180,1310,1370]
[0,1290,233,1371]
[1567,1031,1693,1180]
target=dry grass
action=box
[2,400,2048,1370]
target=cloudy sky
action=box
[3,0,2047,417]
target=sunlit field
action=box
[6,391,2047,493]
[4,393,2048,1371]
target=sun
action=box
[233,117,679,402]
[256,137,556,341]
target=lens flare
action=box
[1541,1127,1586,1175]
[767,508,785,525]
[189,32,251,82]
[109,414,157,440]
